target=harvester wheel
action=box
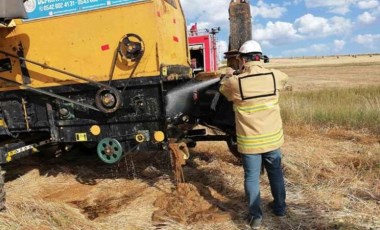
[0,166,5,211]
[97,138,124,164]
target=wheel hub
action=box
[97,138,124,164]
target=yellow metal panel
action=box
[0,0,189,90]
[154,0,188,66]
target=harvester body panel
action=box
[0,0,189,90]
[0,0,194,164]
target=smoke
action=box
[165,78,220,117]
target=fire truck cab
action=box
[188,24,219,74]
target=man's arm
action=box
[219,72,235,101]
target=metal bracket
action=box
[16,43,31,84]
[0,76,101,112]
[0,139,52,163]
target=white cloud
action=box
[334,40,346,51]
[260,40,273,48]
[187,22,211,31]
[310,44,329,52]
[358,11,377,23]
[251,0,287,19]
[305,0,357,15]
[353,34,380,48]
[283,1,302,6]
[217,40,228,61]
[293,0,303,5]
[357,0,379,9]
[180,0,229,27]
[295,14,329,35]
[295,14,352,37]
[253,21,303,46]
[253,14,352,47]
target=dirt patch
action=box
[43,184,94,203]
[19,226,51,230]
[325,128,380,144]
[152,183,231,224]
[70,184,148,220]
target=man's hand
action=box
[225,67,235,75]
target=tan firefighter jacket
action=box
[219,61,288,154]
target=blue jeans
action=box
[242,149,286,219]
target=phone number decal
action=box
[24,0,146,20]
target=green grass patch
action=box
[280,86,380,134]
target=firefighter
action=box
[219,40,288,229]
[190,23,198,36]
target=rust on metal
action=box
[226,0,252,69]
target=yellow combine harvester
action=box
[0,0,190,157]
[0,0,238,209]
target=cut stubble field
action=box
[269,55,380,91]
[0,55,379,230]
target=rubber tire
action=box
[0,166,5,211]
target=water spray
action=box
[165,78,220,117]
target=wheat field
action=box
[0,55,379,230]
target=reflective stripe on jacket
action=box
[219,61,288,154]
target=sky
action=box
[180,0,380,58]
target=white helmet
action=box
[239,40,262,54]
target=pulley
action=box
[119,34,145,61]
[95,87,122,113]
[97,138,124,164]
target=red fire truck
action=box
[188,23,220,74]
